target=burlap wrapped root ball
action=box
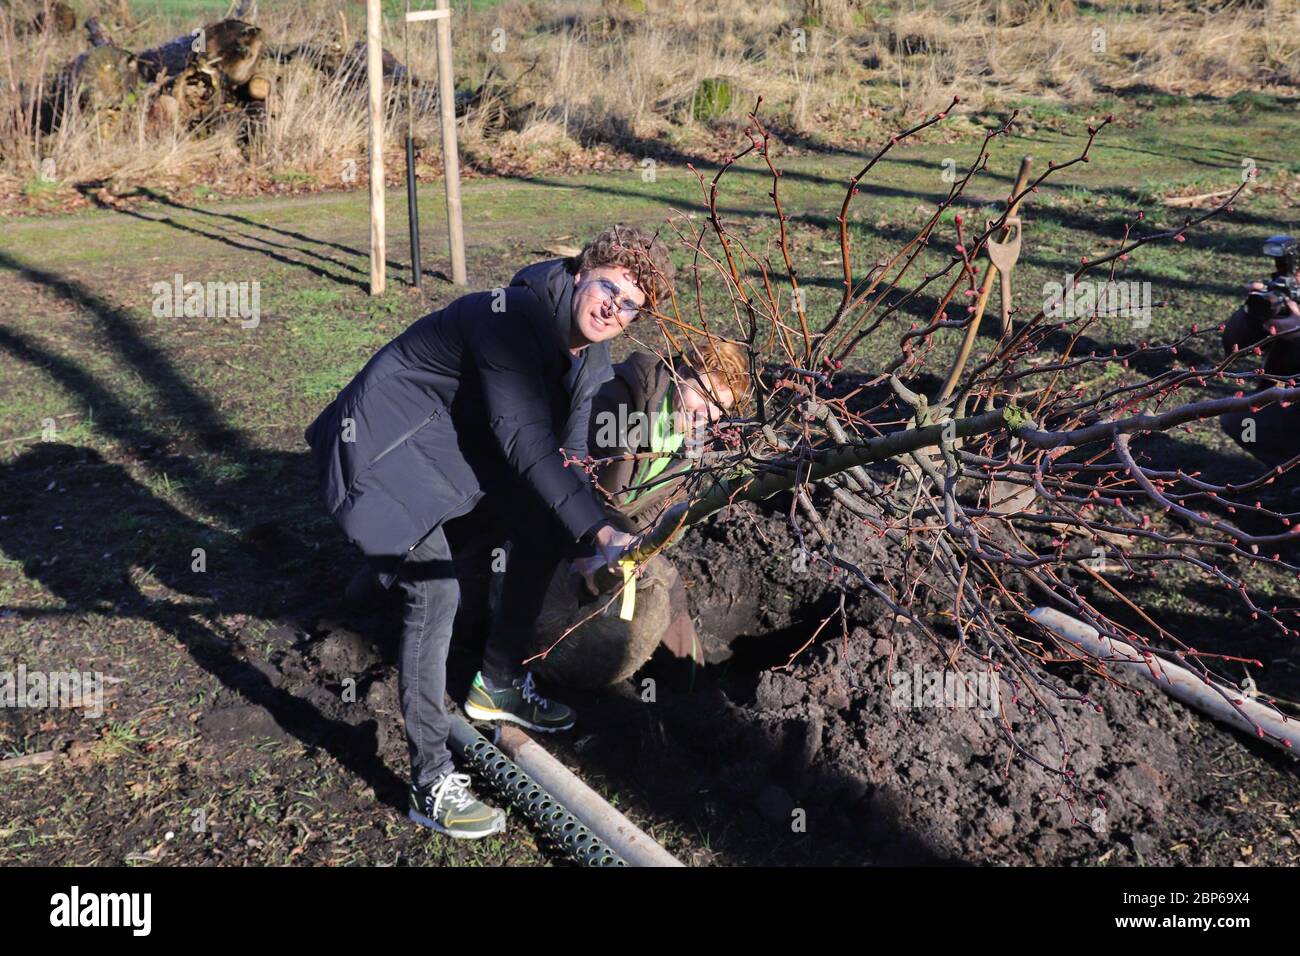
[528,554,678,689]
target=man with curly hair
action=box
[304,225,674,838]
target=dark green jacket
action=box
[588,352,694,532]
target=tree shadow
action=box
[127,186,450,286]
[73,183,446,292]
[0,441,407,807]
[0,253,409,809]
[502,162,1255,310]
[0,232,971,863]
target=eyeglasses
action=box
[578,277,646,325]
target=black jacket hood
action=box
[509,255,615,397]
[509,256,578,352]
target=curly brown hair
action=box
[678,338,754,414]
[575,224,675,310]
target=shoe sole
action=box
[409,808,506,839]
[463,701,575,733]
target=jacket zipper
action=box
[367,406,443,468]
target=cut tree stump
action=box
[241,74,271,101]
[136,19,265,87]
[43,19,141,130]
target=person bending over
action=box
[305,226,674,838]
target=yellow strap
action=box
[618,559,637,621]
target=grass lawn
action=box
[1,93,1298,864]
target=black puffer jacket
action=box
[304,258,613,562]
[1223,305,1300,381]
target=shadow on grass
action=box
[0,251,409,811]
[72,183,449,292]
[0,248,954,864]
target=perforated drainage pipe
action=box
[448,716,627,867]
[495,724,684,867]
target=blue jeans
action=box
[395,504,565,787]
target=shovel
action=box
[939,155,1034,402]
[985,216,1022,338]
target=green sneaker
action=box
[409,772,506,839]
[463,672,576,732]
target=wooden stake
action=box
[433,0,466,285]
[0,750,57,772]
[366,0,386,296]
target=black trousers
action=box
[391,498,567,788]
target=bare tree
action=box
[563,97,1299,822]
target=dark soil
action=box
[529,495,1300,866]
[4,384,1299,867]
[290,482,1300,866]
[4,149,1300,864]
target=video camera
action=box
[1245,234,1300,325]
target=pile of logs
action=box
[33,1,77,34]
[41,14,271,131]
[37,4,426,135]
[135,17,269,123]
[40,16,139,130]
[269,38,415,88]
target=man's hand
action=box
[572,523,637,596]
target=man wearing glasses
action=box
[304,225,675,838]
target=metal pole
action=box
[406,136,421,289]
[366,0,386,296]
[433,0,466,285]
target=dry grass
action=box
[1,0,1297,206]
[1,0,450,199]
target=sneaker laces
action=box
[430,772,477,816]
[518,672,551,711]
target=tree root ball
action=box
[528,554,678,689]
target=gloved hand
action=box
[572,523,637,596]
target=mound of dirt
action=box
[276,467,1300,865]
[531,494,1300,865]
